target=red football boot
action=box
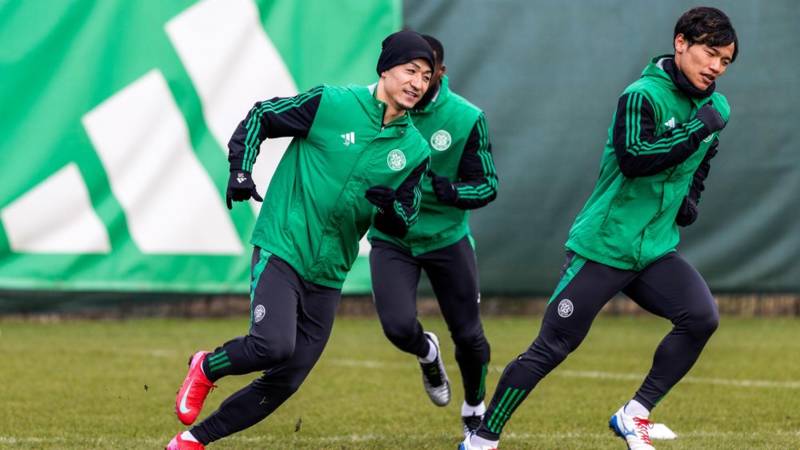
[165,432,205,450]
[175,351,215,425]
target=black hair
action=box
[421,34,445,65]
[674,7,738,62]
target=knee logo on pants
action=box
[557,299,574,318]
[254,304,267,323]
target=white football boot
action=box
[648,422,677,440]
[458,433,499,450]
[609,405,655,450]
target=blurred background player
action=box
[166,30,435,449]
[461,7,737,450]
[368,34,498,436]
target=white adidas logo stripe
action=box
[342,131,355,146]
[341,131,355,146]
[5,0,298,255]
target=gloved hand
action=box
[695,138,719,181]
[365,185,396,210]
[676,196,698,227]
[708,136,720,155]
[430,172,458,205]
[226,170,263,209]
[695,103,726,133]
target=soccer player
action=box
[461,7,737,450]
[368,34,498,436]
[165,30,435,449]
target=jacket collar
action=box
[644,55,715,101]
[354,83,411,129]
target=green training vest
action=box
[368,76,483,255]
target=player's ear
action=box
[674,33,688,54]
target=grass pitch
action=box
[1,314,798,449]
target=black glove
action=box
[678,137,719,227]
[365,185,396,210]
[676,196,698,227]
[695,138,719,181]
[695,103,726,133]
[431,172,458,205]
[226,170,263,209]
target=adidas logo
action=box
[664,117,676,129]
[341,131,355,146]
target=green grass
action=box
[1,315,798,449]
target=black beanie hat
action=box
[376,30,435,75]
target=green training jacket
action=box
[566,56,730,270]
[228,84,431,288]
[368,76,498,255]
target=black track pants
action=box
[370,237,491,406]
[191,248,340,444]
[478,251,718,439]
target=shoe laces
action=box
[632,417,653,445]
[421,359,444,386]
[463,414,482,433]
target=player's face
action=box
[381,59,432,110]
[674,34,735,91]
